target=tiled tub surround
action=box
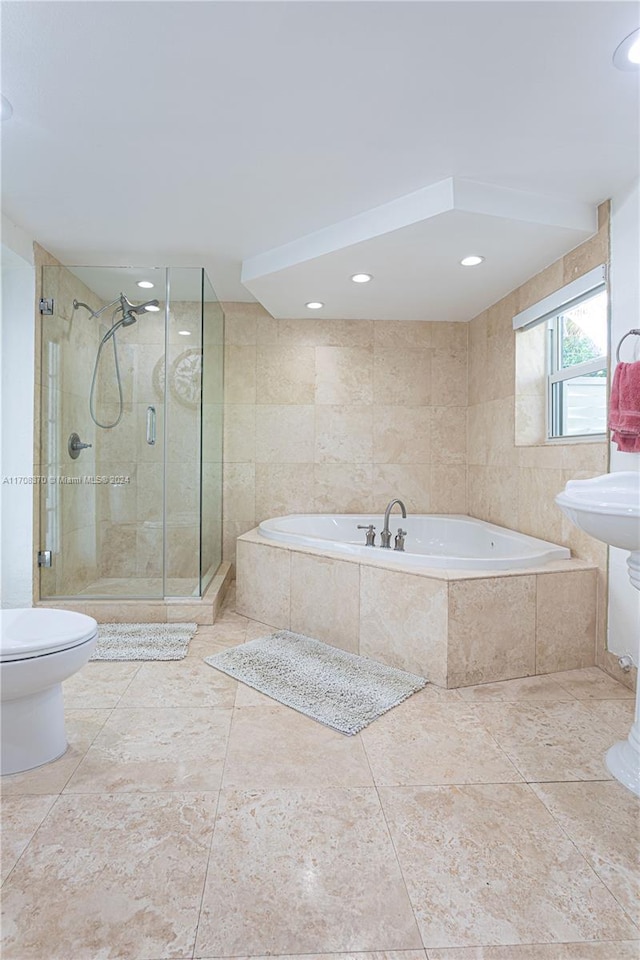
[236,529,599,688]
[2,584,638,960]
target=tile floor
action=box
[1,585,639,960]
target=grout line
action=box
[0,792,59,889]
[523,780,640,931]
[533,573,539,674]
[372,782,426,951]
[192,578,237,957]
[55,701,117,794]
[191,730,234,958]
[192,950,430,959]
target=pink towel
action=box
[609,361,640,452]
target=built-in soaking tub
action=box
[258,514,570,570]
[236,514,598,689]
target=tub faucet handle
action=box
[394,528,406,552]
[357,523,376,547]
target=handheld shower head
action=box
[101,315,132,344]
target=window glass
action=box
[558,290,608,371]
[547,286,607,440]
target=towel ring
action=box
[616,329,640,363]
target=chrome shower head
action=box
[120,294,160,315]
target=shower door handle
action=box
[146,406,156,446]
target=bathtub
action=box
[238,514,595,688]
[258,513,570,571]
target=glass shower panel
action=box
[201,279,224,595]
[164,268,205,597]
[38,265,167,599]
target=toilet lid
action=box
[0,608,98,662]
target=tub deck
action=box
[235,526,598,689]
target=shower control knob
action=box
[68,432,92,460]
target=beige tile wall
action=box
[466,201,611,671]
[221,305,469,563]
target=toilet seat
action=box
[0,609,98,662]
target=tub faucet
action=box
[357,523,376,546]
[381,499,407,548]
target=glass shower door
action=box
[38,264,167,599]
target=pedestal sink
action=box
[556,471,640,796]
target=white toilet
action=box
[0,608,98,776]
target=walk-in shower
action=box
[36,265,223,601]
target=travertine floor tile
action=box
[244,619,279,641]
[552,667,635,701]
[63,662,141,708]
[0,792,217,960]
[531,781,640,924]
[117,660,236,708]
[379,783,637,949]
[188,637,237,661]
[64,707,232,793]
[582,699,636,739]
[473,701,616,782]
[457,675,575,702]
[0,709,111,797]
[0,795,57,882]
[361,700,521,786]
[217,606,252,627]
[196,953,427,960]
[222,705,375,788]
[5,596,637,960]
[413,684,464,701]
[234,680,280,706]
[426,941,640,958]
[195,619,248,645]
[194,788,422,956]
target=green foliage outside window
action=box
[561,317,606,375]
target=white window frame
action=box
[512,265,608,443]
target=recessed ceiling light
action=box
[144,304,160,312]
[613,28,640,70]
[306,301,324,309]
[351,273,373,283]
[178,330,191,336]
[460,256,485,267]
[0,95,13,121]
[137,280,154,289]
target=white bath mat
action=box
[205,630,428,735]
[90,623,197,661]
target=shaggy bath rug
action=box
[205,630,427,735]
[90,623,197,661]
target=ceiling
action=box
[2,1,638,320]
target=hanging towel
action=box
[609,360,640,453]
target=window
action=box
[547,288,608,439]
[513,265,608,442]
